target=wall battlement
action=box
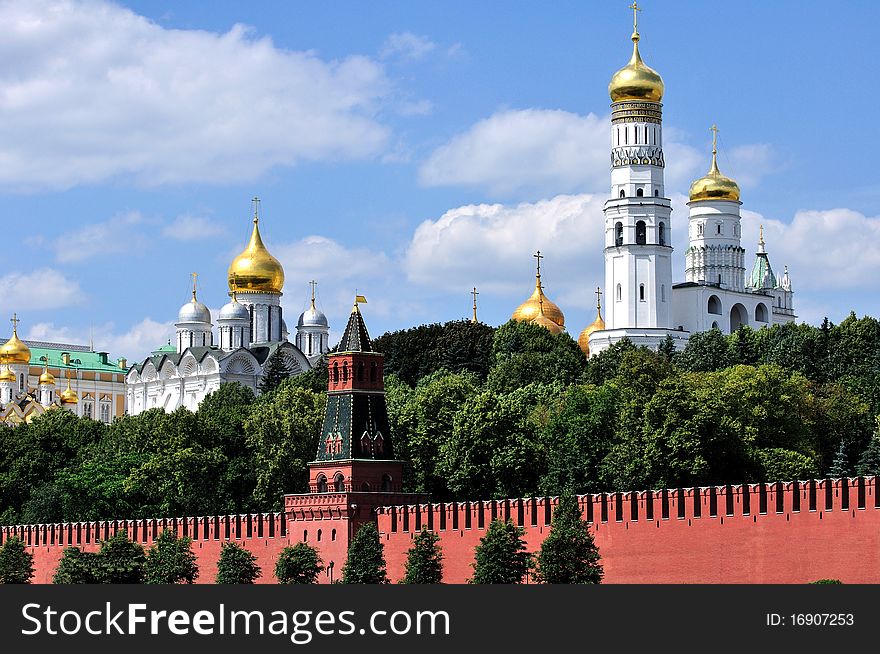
[3,477,879,584]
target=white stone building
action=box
[125,202,330,414]
[585,13,795,356]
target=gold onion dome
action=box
[227,205,285,294]
[608,30,664,103]
[0,366,15,382]
[513,279,565,328]
[578,290,606,357]
[1,320,31,365]
[531,298,564,336]
[60,379,78,404]
[689,140,740,203]
[39,367,55,386]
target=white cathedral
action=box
[579,9,795,355]
[125,203,330,414]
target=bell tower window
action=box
[636,221,646,245]
[615,222,624,246]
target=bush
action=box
[216,542,261,584]
[275,543,324,584]
[145,530,199,584]
[0,536,34,583]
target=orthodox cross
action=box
[309,280,318,303]
[533,250,543,277]
[629,2,641,31]
[471,287,479,323]
[191,272,198,300]
[9,313,19,333]
[230,273,239,300]
[595,286,603,310]
[710,124,719,156]
[252,196,261,223]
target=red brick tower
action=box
[283,298,425,580]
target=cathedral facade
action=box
[125,202,330,414]
[510,9,797,354]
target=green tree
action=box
[342,523,388,584]
[811,579,843,584]
[657,334,677,361]
[145,530,199,584]
[259,349,294,394]
[215,542,262,584]
[0,536,34,583]
[97,531,146,584]
[829,440,850,478]
[438,389,543,499]
[245,382,325,508]
[374,320,495,385]
[534,495,602,584]
[755,448,818,482]
[470,519,532,584]
[676,328,735,372]
[856,418,880,476]
[487,320,586,393]
[53,547,101,584]
[401,528,443,584]
[275,543,324,584]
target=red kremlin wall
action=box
[3,476,879,584]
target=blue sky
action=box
[1,0,877,361]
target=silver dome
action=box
[297,304,328,328]
[218,299,249,322]
[178,298,212,324]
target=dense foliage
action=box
[1,315,879,528]
[401,528,443,584]
[145,529,199,584]
[342,523,388,584]
[0,536,34,583]
[469,519,532,584]
[534,495,603,584]
[53,531,145,584]
[275,543,324,584]
[216,541,261,584]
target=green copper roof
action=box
[26,346,126,373]
[748,253,776,290]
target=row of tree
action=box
[2,314,880,523]
[0,496,602,585]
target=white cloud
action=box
[404,193,606,309]
[53,211,146,263]
[24,317,174,362]
[0,0,392,190]
[162,215,227,241]
[0,268,84,313]
[740,208,880,292]
[418,108,779,199]
[380,32,436,61]
[419,109,609,196]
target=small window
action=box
[317,529,322,542]
[661,284,666,302]
[654,189,659,197]
[658,222,666,246]
[615,222,623,246]
[616,284,622,301]
[698,223,704,236]
[636,220,646,245]
[334,473,345,492]
[636,188,644,197]
[381,474,392,492]
[619,189,625,198]
[317,475,328,493]
[639,284,645,301]
[717,223,722,235]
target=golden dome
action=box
[609,31,664,103]
[39,366,55,386]
[227,212,285,294]
[60,379,78,405]
[689,127,740,203]
[512,276,565,328]
[578,294,606,357]
[1,317,31,365]
[0,366,15,383]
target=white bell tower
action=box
[589,3,687,354]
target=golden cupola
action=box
[1,314,31,365]
[532,298,564,336]
[689,126,740,203]
[0,365,15,383]
[578,287,606,357]
[608,6,664,103]
[39,362,55,386]
[511,251,565,330]
[227,199,285,294]
[59,379,78,405]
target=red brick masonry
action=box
[3,477,877,584]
